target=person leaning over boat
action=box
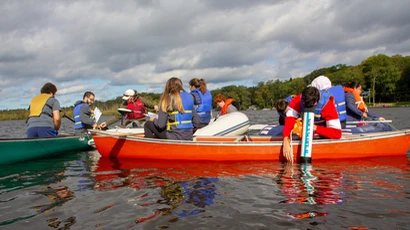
[343,81,391,133]
[73,91,106,135]
[104,89,159,128]
[189,78,212,130]
[27,82,61,138]
[214,94,238,116]
[276,95,294,125]
[261,96,294,136]
[144,77,200,140]
[310,75,347,128]
[282,86,342,162]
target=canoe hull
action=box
[92,130,410,162]
[0,135,92,164]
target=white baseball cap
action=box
[311,75,332,90]
[122,89,136,100]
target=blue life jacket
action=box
[167,92,194,130]
[300,90,331,127]
[74,102,88,129]
[191,89,212,124]
[326,85,346,122]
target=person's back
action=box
[27,82,61,138]
[144,77,199,140]
[190,78,212,128]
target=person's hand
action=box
[92,123,98,129]
[379,117,385,121]
[363,112,368,118]
[98,122,107,128]
[150,117,155,122]
[154,105,159,112]
[282,137,293,163]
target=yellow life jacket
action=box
[29,94,53,117]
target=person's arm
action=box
[154,109,168,130]
[345,93,365,118]
[52,99,61,131]
[191,91,201,106]
[192,108,200,129]
[315,99,342,139]
[53,110,61,131]
[227,104,238,113]
[79,105,95,128]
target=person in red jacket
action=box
[282,87,342,163]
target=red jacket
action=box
[283,94,342,139]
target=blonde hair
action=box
[159,77,185,113]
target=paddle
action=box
[346,120,392,124]
[63,113,75,123]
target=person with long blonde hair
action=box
[144,77,199,140]
[189,78,212,130]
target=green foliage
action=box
[1,54,410,120]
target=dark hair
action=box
[344,80,361,89]
[189,78,208,95]
[302,87,320,108]
[83,91,95,99]
[275,99,289,113]
[40,82,57,94]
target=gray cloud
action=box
[1,0,410,109]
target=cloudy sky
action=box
[1,0,410,110]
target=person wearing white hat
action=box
[310,75,347,128]
[104,89,158,128]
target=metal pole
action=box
[373,76,376,105]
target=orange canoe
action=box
[91,129,410,162]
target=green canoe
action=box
[0,135,93,164]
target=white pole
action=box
[300,110,315,163]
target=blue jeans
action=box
[27,127,58,138]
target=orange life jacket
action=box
[343,87,367,112]
[221,98,234,115]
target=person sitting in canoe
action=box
[73,91,106,135]
[27,82,61,138]
[144,77,200,140]
[343,81,391,133]
[282,86,342,162]
[104,89,159,128]
[189,78,213,131]
[214,94,238,116]
[310,75,347,128]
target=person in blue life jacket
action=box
[73,91,106,135]
[144,77,200,140]
[310,75,347,128]
[27,82,61,138]
[343,81,391,134]
[189,78,212,131]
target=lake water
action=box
[1,108,410,229]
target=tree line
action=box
[1,54,409,120]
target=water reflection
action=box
[91,156,409,226]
